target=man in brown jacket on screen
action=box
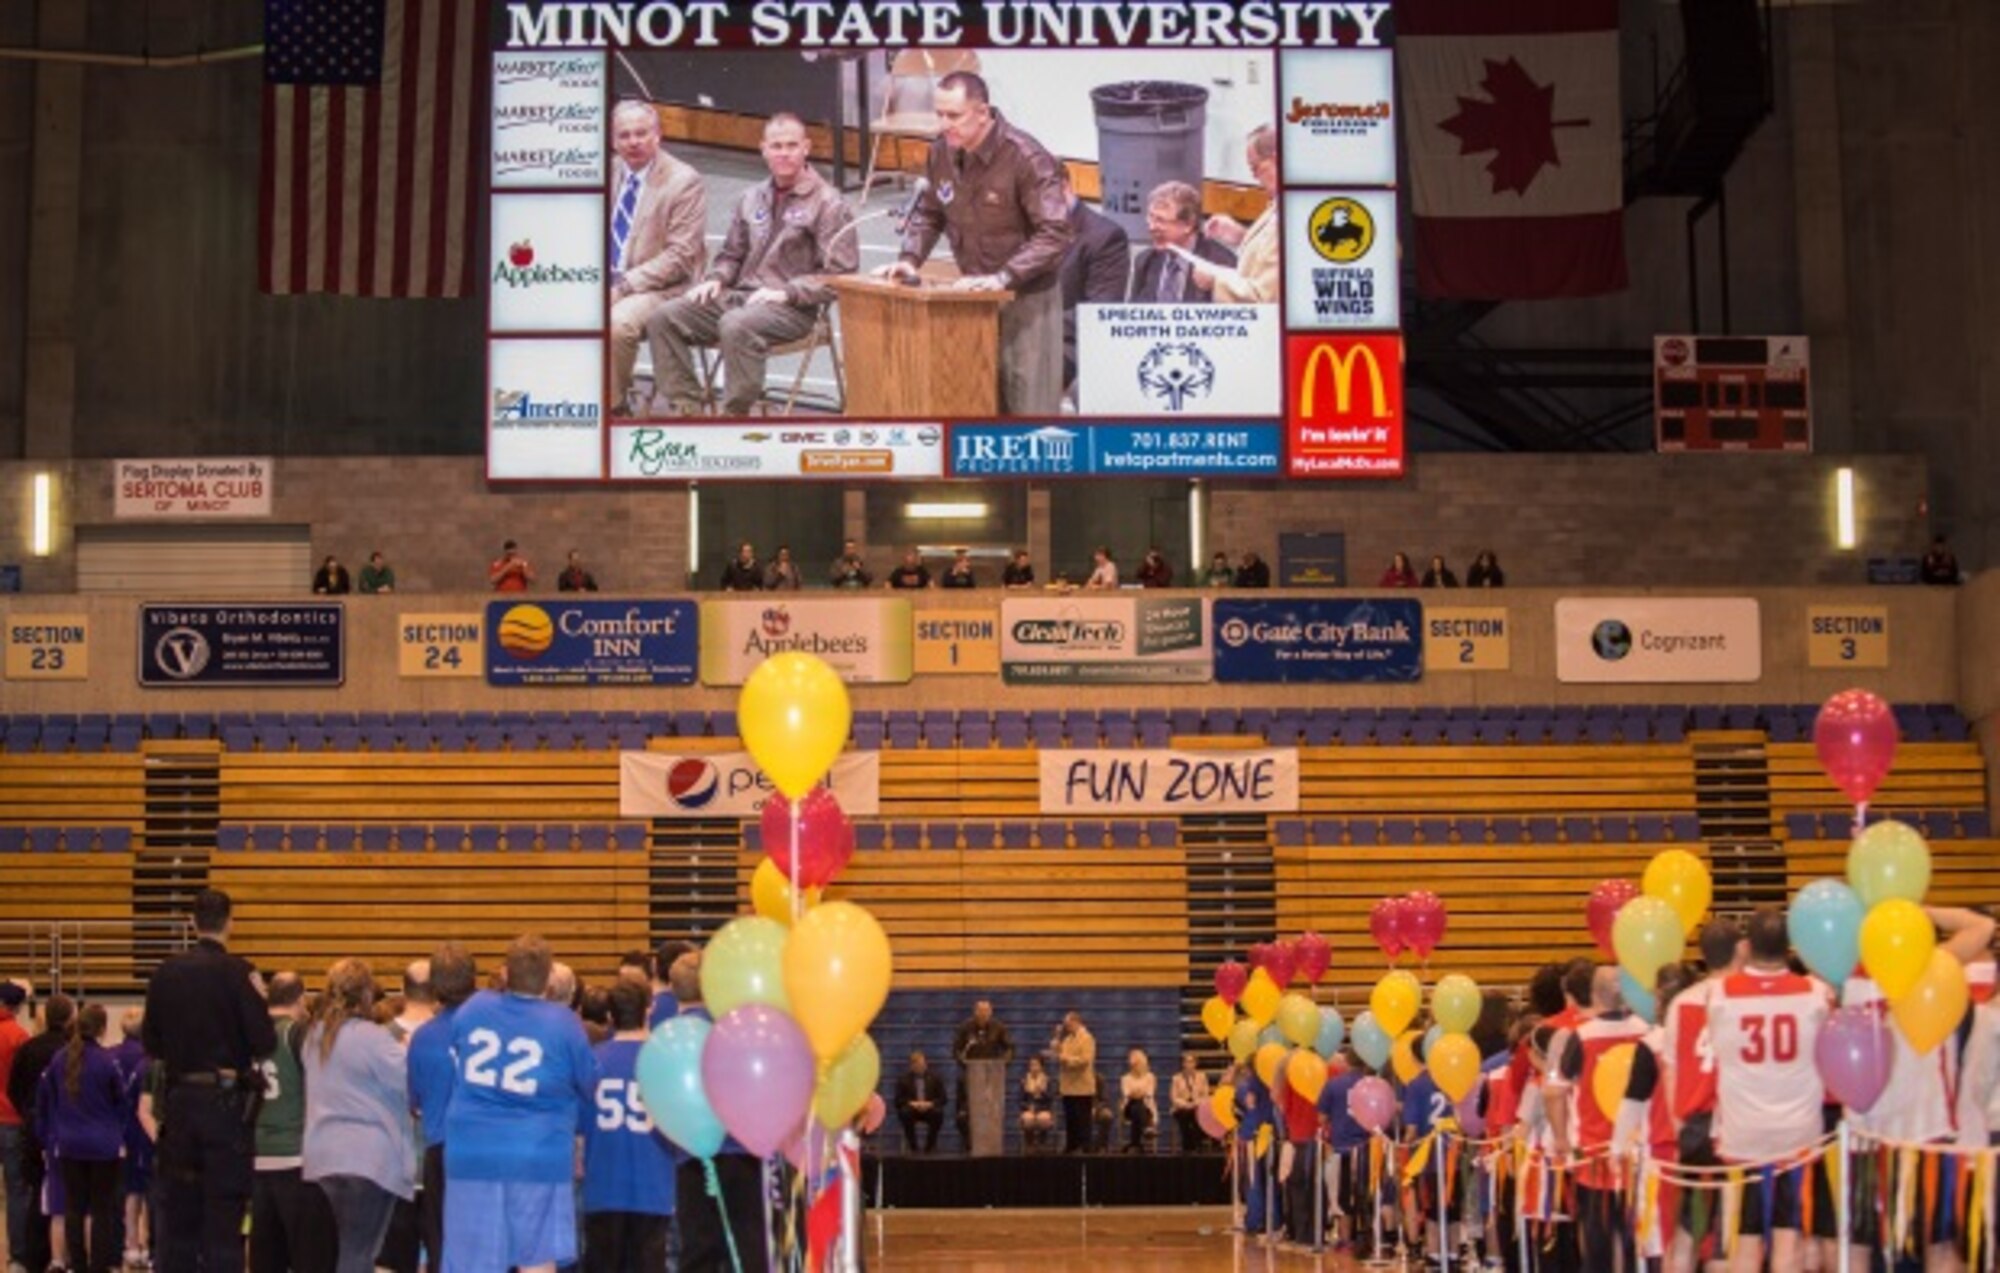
[608,99,708,415]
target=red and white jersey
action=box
[1548,1012,1652,1186]
[1708,968,1832,1162]
[1661,974,1721,1123]
[1843,976,1964,1145]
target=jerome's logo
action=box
[1288,336,1404,478]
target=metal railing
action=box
[0,918,196,997]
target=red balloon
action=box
[1295,931,1332,985]
[1247,942,1276,977]
[1214,960,1248,1007]
[1814,690,1899,807]
[1586,879,1640,958]
[1403,891,1447,959]
[760,788,854,889]
[1277,1077,1319,1142]
[1266,939,1300,988]
[1368,897,1407,961]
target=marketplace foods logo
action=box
[492,238,602,288]
[1308,196,1376,264]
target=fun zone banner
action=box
[620,750,880,819]
[1040,748,1299,815]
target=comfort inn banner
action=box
[1040,748,1299,815]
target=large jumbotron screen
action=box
[485,1,1400,483]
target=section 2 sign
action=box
[139,604,344,687]
[1000,596,1211,685]
[485,600,697,686]
[1041,748,1299,815]
[1212,598,1422,683]
[1425,607,1511,672]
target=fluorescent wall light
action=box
[687,482,701,575]
[1835,467,1856,550]
[906,502,989,520]
[1189,480,1204,567]
[31,472,51,557]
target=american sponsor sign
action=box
[1000,596,1211,685]
[1283,190,1400,330]
[1554,597,1762,684]
[398,613,485,679]
[488,338,605,480]
[489,194,607,332]
[1425,607,1511,672]
[611,425,945,480]
[1280,49,1397,186]
[485,599,696,686]
[914,610,1000,676]
[948,423,1281,478]
[490,51,606,189]
[1213,598,1422,683]
[1074,304,1281,417]
[620,750,880,819]
[1286,335,1405,477]
[1806,605,1889,669]
[1040,748,1299,815]
[699,598,914,686]
[4,614,89,681]
[114,458,272,519]
[139,604,344,688]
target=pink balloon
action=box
[859,1091,887,1135]
[1295,931,1332,985]
[1587,880,1640,958]
[1196,1100,1227,1141]
[1348,1076,1396,1133]
[783,1118,833,1171]
[1454,1090,1486,1139]
[1246,942,1276,977]
[1817,1005,1896,1114]
[1814,690,1899,807]
[1266,939,1300,988]
[1214,960,1248,1006]
[1403,891,1448,959]
[701,1005,816,1158]
[761,788,855,889]
[1368,898,1407,961]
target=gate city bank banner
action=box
[1554,597,1762,684]
[699,598,913,686]
[621,750,880,819]
[485,600,697,686]
[1000,596,1211,685]
[1041,747,1299,815]
[1213,597,1422,683]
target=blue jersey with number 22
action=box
[444,990,598,1183]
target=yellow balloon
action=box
[1892,948,1969,1055]
[1391,1029,1423,1085]
[782,900,892,1060]
[1241,967,1282,1027]
[1591,1043,1637,1121]
[1643,849,1713,935]
[1288,1048,1329,1104]
[1277,993,1319,1048]
[1210,1083,1238,1131]
[1370,969,1421,1038]
[1428,1032,1481,1103]
[1254,1123,1273,1158]
[1227,1019,1261,1064]
[1201,995,1235,1043]
[751,858,820,926]
[1432,974,1481,1036]
[1254,1042,1288,1090]
[738,652,852,798]
[812,1034,880,1128]
[1860,898,1937,1001]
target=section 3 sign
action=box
[1041,748,1299,815]
[621,751,880,819]
[1000,596,1211,685]
[1212,598,1422,683]
[139,604,344,687]
[1554,597,1761,684]
[485,600,697,686]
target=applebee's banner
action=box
[1040,748,1299,815]
[620,750,880,819]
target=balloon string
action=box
[790,803,803,925]
[1854,800,1867,841]
[705,1157,746,1273]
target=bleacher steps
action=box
[1180,814,1276,1060]
[648,819,743,946]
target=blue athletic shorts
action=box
[442,1178,576,1272]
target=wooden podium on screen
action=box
[826,274,1014,417]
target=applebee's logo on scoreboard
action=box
[491,238,602,288]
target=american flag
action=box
[259,0,482,297]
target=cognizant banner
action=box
[1554,597,1762,684]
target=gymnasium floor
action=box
[869,1207,1372,1270]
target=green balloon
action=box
[1277,993,1319,1049]
[1611,896,1682,990]
[701,916,792,1017]
[1847,819,1932,910]
[1432,974,1481,1035]
[1227,1019,1261,1063]
[814,1033,881,1128]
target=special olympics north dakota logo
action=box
[1136,342,1216,412]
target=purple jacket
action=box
[37,1042,133,1162]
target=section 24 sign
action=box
[1213,598,1422,683]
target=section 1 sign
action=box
[1287,335,1404,477]
[612,424,945,480]
[1041,748,1299,815]
[398,613,485,679]
[1075,304,1281,416]
[948,423,1282,478]
[621,751,880,819]
[914,610,1000,676]
[115,458,272,519]
[1000,596,1211,685]
[1554,598,1762,684]
[485,600,696,686]
[139,604,344,687]
[1426,607,1511,672]
[4,614,89,680]
[1213,598,1422,683]
[699,598,913,686]
[1806,605,1889,669]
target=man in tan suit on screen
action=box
[608,99,707,415]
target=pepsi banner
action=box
[485,599,697,686]
[1212,597,1422,683]
[138,604,344,688]
[1040,748,1299,815]
[619,750,880,819]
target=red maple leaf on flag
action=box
[1439,57,1590,196]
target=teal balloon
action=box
[636,1016,725,1160]
[1258,1024,1286,1051]
[1789,878,1865,985]
[1619,969,1657,1024]
[1314,1006,1346,1059]
[1352,1010,1392,1072]
[1421,1024,1443,1063]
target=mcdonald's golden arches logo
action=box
[1286,335,1405,478]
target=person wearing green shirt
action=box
[1203,552,1235,587]
[252,973,330,1269]
[358,552,396,594]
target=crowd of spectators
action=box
[1377,550,1505,589]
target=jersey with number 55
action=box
[444,990,599,1183]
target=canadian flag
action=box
[1400,0,1628,300]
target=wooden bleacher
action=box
[1784,836,1998,909]
[218,751,624,823]
[1769,740,1987,833]
[0,753,145,831]
[1299,743,1699,819]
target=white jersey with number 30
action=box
[1708,969,1831,1162]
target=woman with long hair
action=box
[35,1002,129,1273]
[301,959,415,1273]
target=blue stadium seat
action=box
[1170,708,1204,738]
[743,824,765,852]
[1600,815,1632,843]
[1409,719,1446,745]
[1201,708,1239,737]
[1337,716,1373,748]
[577,723,614,751]
[99,827,132,853]
[59,827,93,852]
[108,725,143,753]
[1963,809,1993,838]
[612,725,648,751]
[1785,812,1820,841]
[962,823,996,850]
[1416,818,1451,845]
[1296,714,1335,747]
[1138,716,1173,748]
[144,713,182,740]
[576,825,609,852]
[1526,817,1559,843]
[886,715,921,750]
[999,822,1033,850]
[890,824,922,851]
[1652,713,1688,743]
[1034,820,1067,849]
[1669,813,1701,841]
[1109,821,1143,849]
[1922,811,1959,842]
[1935,711,1971,742]
[1445,720,1480,746]
[469,826,502,853]
[1487,817,1522,844]
[673,711,707,738]
[540,824,574,852]
[926,823,961,850]
[1274,820,1308,847]
[360,826,391,852]
[849,712,885,750]
[291,725,328,752]
[1145,819,1177,848]
[1308,818,1343,846]
[613,825,646,852]
[710,712,738,739]
[322,825,356,852]
[361,725,399,752]
[958,713,993,749]
[1063,710,1102,748]
[1029,712,1064,750]
[854,824,886,851]
[432,824,467,851]
[215,826,248,853]
[1632,815,1666,843]
[393,824,427,851]
[1562,817,1595,843]
[1070,820,1106,848]
[1239,708,1274,740]
[1100,714,1137,748]
[1722,705,1759,731]
[993,712,1029,749]
[469,727,507,753]
[1379,819,1416,846]
[251,825,284,852]
[921,714,957,749]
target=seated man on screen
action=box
[607,100,707,416]
[646,113,857,418]
[1056,166,1131,391]
[1128,181,1236,305]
